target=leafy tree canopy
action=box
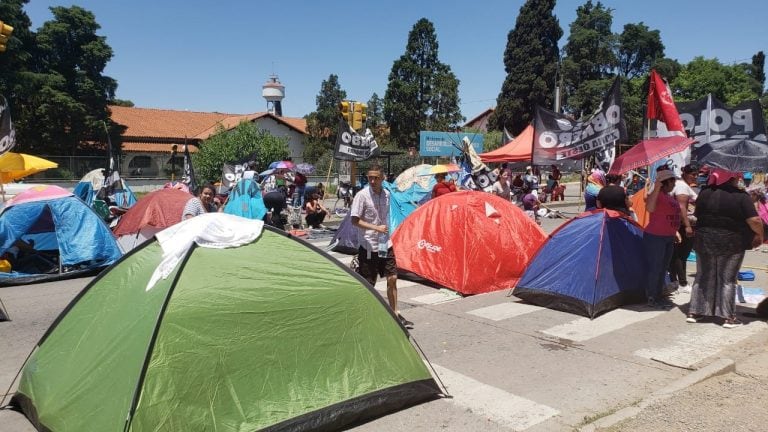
[672,57,763,105]
[303,74,346,163]
[617,22,664,79]
[491,0,562,135]
[384,18,463,148]
[193,122,289,183]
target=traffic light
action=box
[351,102,367,130]
[339,101,351,123]
[0,21,13,53]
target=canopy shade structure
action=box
[0,152,58,183]
[479,125,534,163]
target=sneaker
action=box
[722,318,743,329]
[677,283,691,294]
[398,314,414,329]
[686,314,701,323]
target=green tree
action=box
[13,6,117,156]
[672,57,762,104]
[302,74,346,163]
[491,0,562,134]
[367,92,384,126]
[651,58,682,83]
[0,0,34,99]
[384,18,463,148]
[561,0,617,117]
[193,122,289,183]
[617,22,664,79]
[750,51,765,91]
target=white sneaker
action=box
[677,284,691,294]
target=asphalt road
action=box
[1,197,767,431]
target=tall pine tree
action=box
[384,18,463,148]
[492,0,562,135]
[561,0,617,117]
[303,74,346,163]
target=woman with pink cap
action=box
[688,168,764,327]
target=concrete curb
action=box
[578,358,736,431]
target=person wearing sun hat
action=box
[643,167,680,309]
[688,167,763,328]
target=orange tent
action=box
[391,190,546,295]
[479,125,534,163]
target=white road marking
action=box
[467,302,543,321]
[541,309,665,342]
[410,290,462,305]
[373,279,419,292]
[634,321,768,368]
[432,364,559,431]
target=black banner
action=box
[182,144,198,193]
[533,78,626,166]
[333,119,380,161]
[677,95,768,171]
[222,162,247,189]
[0,96,16,156]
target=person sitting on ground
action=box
[522,184,541,224]
[597,174,631,216]
[431,172,457,199]
[182,184,222,219]
[305,193,329,229]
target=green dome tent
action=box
[10,214,440,431]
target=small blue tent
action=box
[73,169,137,210]
[0,186,122,286]
[223,178,267,220]
[513,210,647,318]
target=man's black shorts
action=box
[356,247,397,284]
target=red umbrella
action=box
[608,136,696,175]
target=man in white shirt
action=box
[350,165,412,329]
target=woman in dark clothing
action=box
[688,169,764,327]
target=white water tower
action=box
[262,74,285,116]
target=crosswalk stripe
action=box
[467,302,543,321]
[432,364,559,431]
[541,308,665,342]
[410,290,462,305]
[634,321,768,368]
[373,279,420,292]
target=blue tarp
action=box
[223,178,268,220]
[514,210,647,318]
[0,196,123,285]
[73,180,137,209]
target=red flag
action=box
[647,70,685,135]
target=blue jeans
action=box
[643,232,674,300]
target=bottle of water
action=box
[378,232,388,258]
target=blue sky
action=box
[24,0,768,119]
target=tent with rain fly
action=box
[112,188,192,251]
[10,213,440,431]
[223,178,267,220]
[73,169,137,217]
[0,185,122,286]
[478,124,534,163]
[392,190,547,295]
[513,209,647,318]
